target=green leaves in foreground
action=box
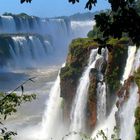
[0,92,36,120]
[0,78,36,140]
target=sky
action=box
[0,0,110,18]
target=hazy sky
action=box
[0,0,110,18]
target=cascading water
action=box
[38,73,62,140]
[91,46,137,140]
[92,104,118,140]
[121,46,136,84]
[119,47,140,140]
[8,36,48,69]
[96,50,108,124]
[119,84,139,140]
[71,20,95,38]
[68,49,100,140]
[0,15,94,70]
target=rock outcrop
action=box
[60,37,130,130]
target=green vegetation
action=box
[135,106,140,140]
[0,33,46,63]
[134,66,140,140]
[87,25,103,39]
[0,78,36,140]
[134,67,140,88]
[105,38,129,92]
[60,38,98,84]
[3,12,35,19]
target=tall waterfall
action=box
[121,46,136,84]
[119,47,140,140]
[119,84,139,140]
[37,73,62,140]
[68,49,100,139]
[92,46,138,140]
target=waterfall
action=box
[97,82,106,123]
[119,84,139,140]
[37,73,62,140]
[91,46,138,140]
[0,16,93,70]
[0,16,17,33]
[96,49,108,123]
[68,49,100,140]
[2,35,49,69]
[121,46,136,84]
[92,105,118,140]
[119,47,140,140]
[71,20,95,38]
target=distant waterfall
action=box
[7,36,48,69]
[91,46,137,140]
[0,15,93,70]
[0,16,70,35]
[71,20,95,38]
[68,49,100,140]
[97,82,106,123]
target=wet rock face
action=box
[60,77,77,123]
[86,57,107,131]
[60,38,99,125]
[105,41,129,115]
[116,76,134,108]
[60,37,130,132]
[86,69,98,132]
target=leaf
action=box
[20,0,32,4]
[20,0,25,3]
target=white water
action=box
[8,36,48,69]
[2,16,94,140]
[71,20,95,38]
[36,63,66,140]
[119,84,139,140]
[121,46,136,84]
[38,74,62,140]
[92,104,118,140]
[0,17,94,70]
[97,82,106,123]
[119,47,140,140]
[91,46,138,140]
[15,72,62,140]
[68,49,100,140]
[132,48,140,72]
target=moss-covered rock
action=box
[105,38,129,114]
[60,37,130,130]
[135,66,140,98]
[134,66,140,140]
[135,106,140,140]
[86,68,98,131]
[60,38,98,124]
[106,39,129,92]
[60,38,99,84]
